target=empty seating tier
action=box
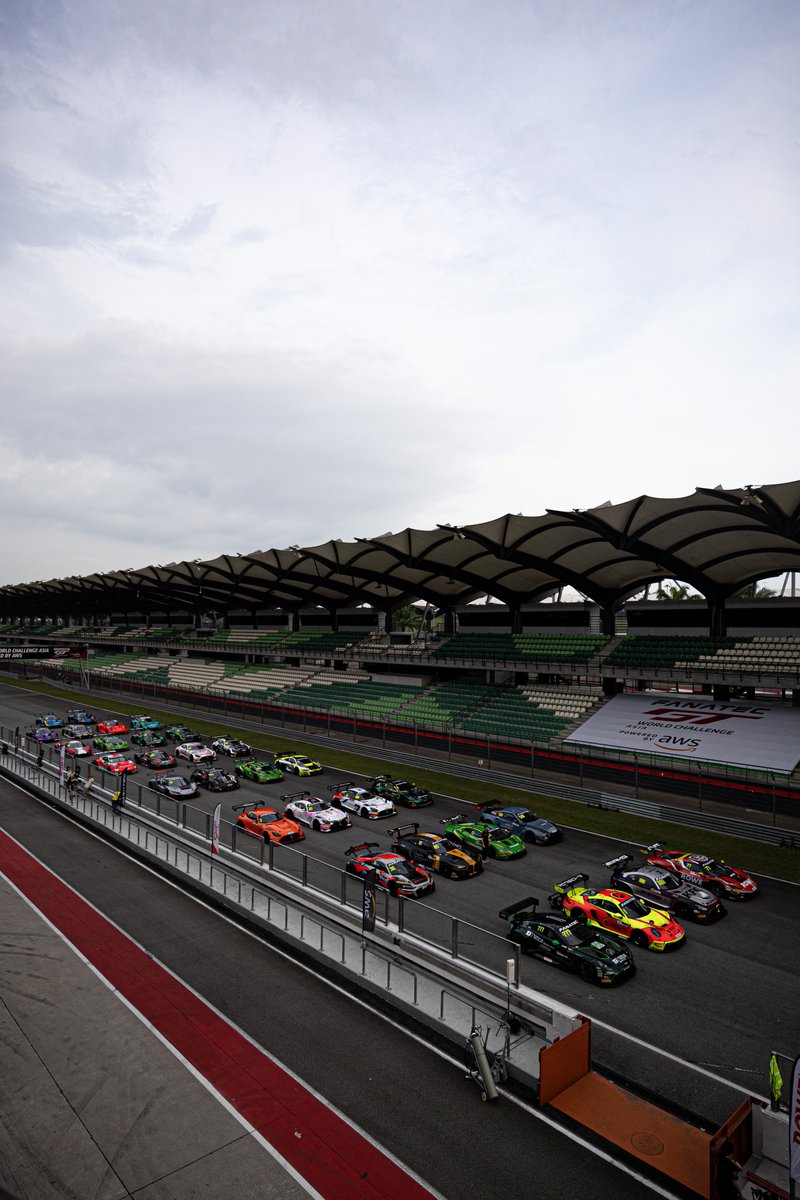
[432,633,608,662]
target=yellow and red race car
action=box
[232,803,304,845]
[548,873,685,951]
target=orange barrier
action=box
[538,1017,591,1107]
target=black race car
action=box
[500,896,635,985]
[134,749,176,770]
[191,767,240,792]
[210,735,252,758]
[164,725,202,742]
[345,843,435,898]
[604,854,726,922]
[148,774,198,800]
[389,823,482,879]
[368,776,433,808]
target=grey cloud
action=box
[0,164,131,252]
[170,203,218,243]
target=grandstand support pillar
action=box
[510,607,522,635]
[792,690,800,708]
[250,610,259,630]
[600,607,615,637]
[443,609,455,636]
[384,608,394,633]
[329,610,339,633]
[708,598,726,637]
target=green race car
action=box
[234,757,284,784]
[131,729,167,747]
[368,775,433,807]
[273,753,322,776]
[165,725,201,742]
[93,735,130,752]
[440,813,527,860]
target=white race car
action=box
[282,792,352,832]
[175,742,216,764]
[328,782,396,820]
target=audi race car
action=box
[131,729,167,747]
[235,758,283,784]
[62,739,92,758]
[27,727,59,743]
[642,844,758,900]
[475,802,562,846]
[440,814,526,860]
[605,854,725,921]
[368,775,433,808]
[93,735,130,753]
[500,897,635,985]
[233,803,304,844]
[328,782,396,819]
[389,824,482,879]
[96,718,128,736]
[175,741,215,764]
[164,725,201,743]
[36,712,63,728]
[130,715,161,731]
[149,774,198,800]
[549,874,685,951]
[67,709,95,726]
[273,753,323,777]
[134,749,176,770]
[210,735,252,758]
[282,792,351,832]
[345,843,435,898]
[191,767,240,792]
[94,753,137,775]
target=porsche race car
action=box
[440,814,526,860]
[274,753,322,776]
[549,874,685,951]
[94,753,137,775]
[233,803,304,844]
[474,802,562,845]
[500,896,635,985]
[642,844,758,900]
[282,792,351,832]
[368,775,433,808]
[191,767,240,792]
[328,782,396,819]
[345,843,435,898]
[605,854,725,921]
[235,758,283,784]
[389,824,482,879]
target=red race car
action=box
[94,753,137,775]
[549,874,685,951]
[643,844,758,900]
[233,804,304,844]
[96,718,129,735]
[61,739,93,757]
[345,843,435,899]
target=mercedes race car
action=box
[149,774,198,800]
[94,753,137,775]
[345,843,435,898]
[500,897,635,985]
[131,729,167,747]
[233,803,304,844]
[96,719,129,735]
[440,814,526,860]
[134,749,176,770]
[36,713,63,728]
[605,854,725,921]
[474,802,562,846]
[549,874,685,951]
[235,758,283,784]
[389,824,482,879]
[273,753,323,777]
[190,767,240,792]
[368,775,433,808]
[282,792,351,832]
[328,782,396,819]
[642,844,758,900]
[130,715,161,730]
[93,735,130,753]
[175,741,215,764]
[210,735,252,758]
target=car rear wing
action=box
[475,800,502,811]
[440,813,468,825]
[499,896,538,920]
[231,802,257,813]
[328,780,356,791]
[552,873,589,893]
[643,843,663,853]
[387,823,419,837]
[345,842,380,857]
[281,790,311,802]
[369,774,391,783]
[604,854,632,870]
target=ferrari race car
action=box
[389,824,482,879]
[345,843,435,898]
[605,854,725,921]
[130,715,161,731]
[93,735,130,753]
[175,742,215,764]
[282,792,351,832]
[149,774,198,800]
[549,874,685,951]
[35,713,63,728]
[134,749,176,770]
[328,782,396,819]
[274,753,323,776]
[235,758,283,784]
[211,735,252,758]
[94,753,137,775]
[440,814,526,860]
[233,803,304,843]
[500,896,635,985]
[190,767,240,792]
[642,844,758,900]
[474,802,562,846]
[368,775,433,808]
[96,719,128,735]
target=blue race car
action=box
[473,803,562,846]
[36,713,63,729]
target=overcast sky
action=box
[2,0,799,587]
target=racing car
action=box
[130,715,161,730]
[35,713,63,728]
[328,782,396,819]
[27,727,59,743]
[474,802,562,845]
[94,753,137,775]
[500,897,635,985]
[175,741,215,764]
[642,844,758,900]
[93,735,130,753]
[440,814,526,860]
[61,738,92,758]
[273,753,323,776]
[282,792,351,832]
[389,824,482,879]
[368,775,433,808]
[62,723,93,739]
[210,735,252,758]
[548,874,685,951]
[605,854,725,921]
[131,729,167,747]
[67,709,95,726]
[134,749,176,770]
[149,774,198,800]
[191,767,240,792]
[235,758,283,784]
[345,843,435,898]
[164,724,201,742]
[233,803,304,844]
[96,718,128,736]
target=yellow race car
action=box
[548,873,685,951]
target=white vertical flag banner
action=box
[211,803,222,856]
[59,743,66,784]
[790,1054,800,1188]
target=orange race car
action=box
[232,803,304,844]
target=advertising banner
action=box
[211,803,221,856]
[362,867,377,934]
[790,1054,800,1188]
[565,694,800,772]
[59,744,66,785]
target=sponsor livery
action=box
[345,843,435,898]
[643,844,758,900]
[500,896,635,985]
[549,874,685,951]
[604,854,725,921]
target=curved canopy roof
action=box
[3,479,800,618]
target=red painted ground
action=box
[0,828,435,1200]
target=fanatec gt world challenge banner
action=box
[565,694,800,773]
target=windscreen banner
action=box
[564,694,800,772]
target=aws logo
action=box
[654,736,700,753]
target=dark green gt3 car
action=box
[440,813,526,860]
[234,757,284,784]
[500,896,635,985]
[131,729,167,747]
[368,775,433,807]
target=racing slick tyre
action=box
[632,931,649,948]
[312,821,321,831]
[709,883,726,898]
[578,962,595,983]
[361,808,371,819]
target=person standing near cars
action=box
[716,1141,743,1199]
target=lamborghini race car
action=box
[235,757,283,784]
[35,713,63,728]
[500,897,635,985]
[389,824,482,879]
[440,814,527,860]
[175,741,215,764]
[210,735,252,758]
[149,774,198,800]
[96,718,129,735]
[93,735,130,753]
[191,767,240,792]
[27,727,59,743]
[368,775,433,808]
[94,753,137,775]
[133,749,176,770]
[345,843,435,898]
[233,803,304,843]
[282,792,351,832]
[475,802,562,845]
[131,729,167,747]
[328,782,396,819]
[605,854,725,921]
[642,844,758,900]
[549,874,685,951]
[273,753,323,776]
[130,715,161,731]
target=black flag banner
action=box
[362,867,377,934]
